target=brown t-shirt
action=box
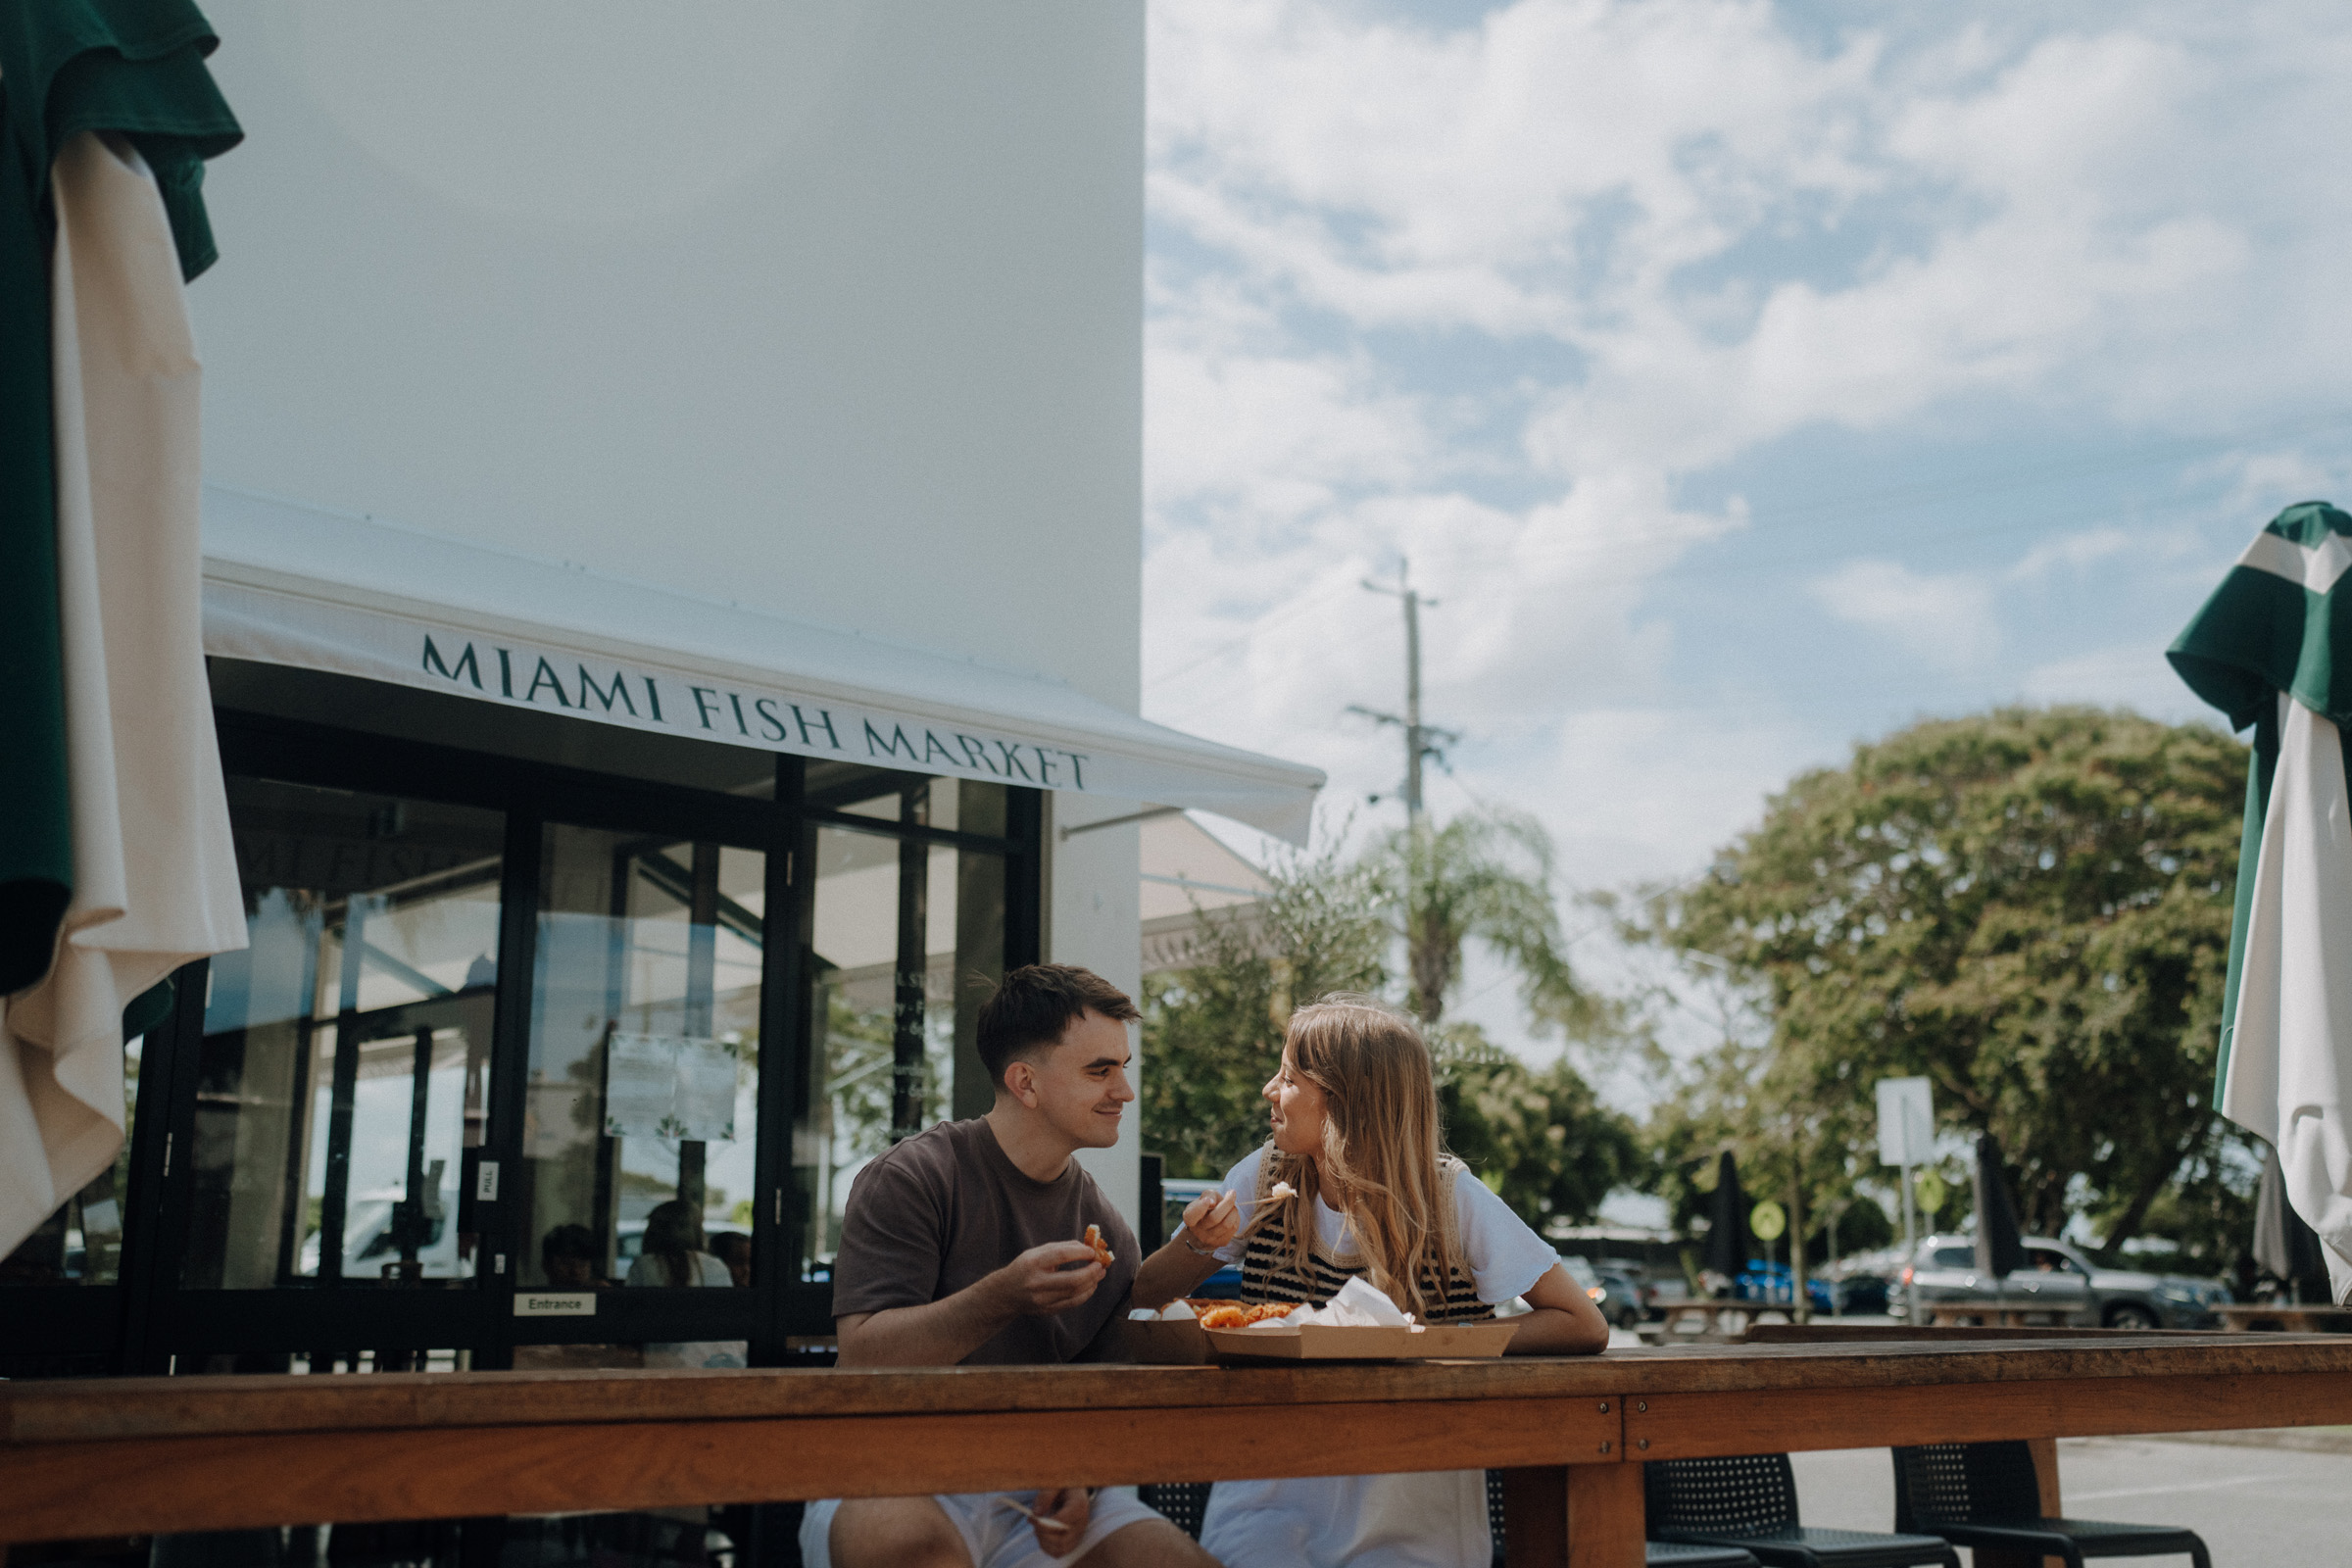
[830,1117,1138,1365]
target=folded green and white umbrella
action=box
[2171,501,2352,1303]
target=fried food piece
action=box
[1198,1305,1249,1329]
[1083,1223,1114,1267]
[1241,1302,1299,1325]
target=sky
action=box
[1139,0,2352,1110]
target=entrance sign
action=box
[200,489,1324,841]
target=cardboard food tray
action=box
[1125,1298,1245,1365]
[1126,1316,1212,1365]
[1203,1319,1521,1361]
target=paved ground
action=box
[1789,1436,2347,1564]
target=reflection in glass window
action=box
[521,827,762,1298]
[184,780,503,1289]
[797,782,1005,1284]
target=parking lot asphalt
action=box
[1788,1434,2347,1564]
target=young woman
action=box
[1133,995,1609,1568]
[624,1200,748,1368]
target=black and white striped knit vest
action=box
[1238,1152,1492,1324]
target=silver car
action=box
[1895,1233,2230,1329]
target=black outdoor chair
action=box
[1644,1453,1961,1568]
[1139,1481,1212,1540]
[1645,1543,1764,1567]
[1482,1472,1759,1568]
[1892,1442,2212,1568]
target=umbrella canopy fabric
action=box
[1971,1133,2026,1281]
[2253,1141,2326,1287]
[2171,501,2352,1305]
[0,0,242,1258]
[1702,1151,1753,1279]
[0,1,238,996]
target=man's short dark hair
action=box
[977,963,1140,1091]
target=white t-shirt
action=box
[624,1250,747,1368]
[1190,1146,1567,1568]
[1189,1145,1560,1306]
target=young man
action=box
[802,964,1218,1568]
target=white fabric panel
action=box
[2224,692,2352,1303]
[200,487,1322,844]
[2236,527,2352,597]
[1,135,248,1257]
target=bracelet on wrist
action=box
[1180,1234,1218,1258]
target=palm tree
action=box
[1372,808,1604,1038]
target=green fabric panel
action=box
[2216,706,2278,1105]
[0,0,241,280]
[0,79,74,995]
[2169,502,2352,729]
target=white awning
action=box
[200,487,1323,843]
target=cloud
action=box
[2021,642,2212,722]
[1809,559,1999,671]
[2009,527,2133,581]
[1140,0,2352,1074]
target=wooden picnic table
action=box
[2212,1301,2352,1333]
[1923,1303,2064,1328]
[6,1334,2350,1568]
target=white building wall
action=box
[1050,805,1146,1221]
[190,1,1149,1220]
[190,1,1143,712]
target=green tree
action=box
[1144,825,1638,1232]
[1375,808,1605,1037]
[1141,841,1391,1179]
[1435,1024,1639,1228]
[1643,706,2244,1257]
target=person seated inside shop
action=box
[628,1200,732,1288]
[540,1223,612,1290]
[628,1198,748,1369]
[803,963,1216,1568]
[710,1230,752,1289]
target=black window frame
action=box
[0,701,1041,1376]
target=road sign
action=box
[1876,1077,1934,1166]
[1750,1200,1787,1242]
[1914,1170,1947,1214]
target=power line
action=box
[1145,479,2244,730]
[1141,411,2352,710]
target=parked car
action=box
[299,1183,461,1279]
[1733,1261,1837,1315]
[1830,1271,1890,1315]
[1892,1234,2230,1328]
[1589,1261,1646,1329]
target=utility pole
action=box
[1350,561,1458,827]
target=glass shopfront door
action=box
[0,698,1039,1378]
[184,777,504,1295]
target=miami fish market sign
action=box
[417,632,1094,787]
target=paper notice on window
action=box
[604,1032,738,1142]
[673,1037,740,1142]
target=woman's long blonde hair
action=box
[1265,995,1456,1319]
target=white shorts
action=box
[799,1487,1163,1568]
